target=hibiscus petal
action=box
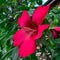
[18,10,31,27]
[32,24,49,40]
[18,39,36,58]
[13,29,30,47]
[32,5,50,25]
[13,26,36,47]
[51,30,58,39]
[54,27,60,32]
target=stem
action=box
[48,0,55,5]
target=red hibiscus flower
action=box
[13,5,50,58]
[51,26,60,39]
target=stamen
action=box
[22,27,37,39]
[22,27,36,33]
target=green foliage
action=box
[0,0,60,60]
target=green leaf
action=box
[56,54,60,60]
[22,54,38,60]
[54,38,60,44]
[1,47,16,60]
[11,47,19,60]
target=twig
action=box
[48,0,55,5]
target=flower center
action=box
[28,21,38,30]
[22,27,37,37]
